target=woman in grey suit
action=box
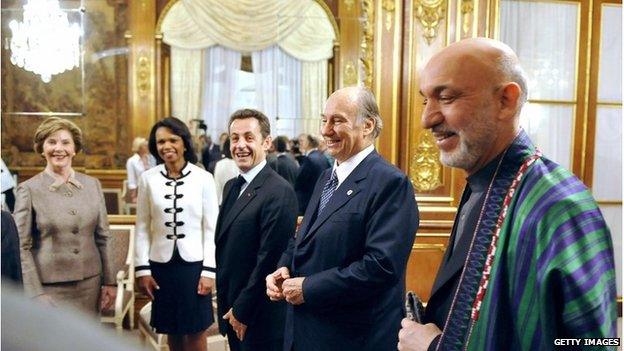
[13,117,115,314]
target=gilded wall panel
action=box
[1,1,130,169]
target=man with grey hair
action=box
[398,38,616,351]
[267,86,419,351]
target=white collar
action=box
[240,159,267,185]
[332,144,375,187]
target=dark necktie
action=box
[221,175,246,217]
[318,170,338,214]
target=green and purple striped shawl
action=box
[437,131,617,351]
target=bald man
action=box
[267,87,419,351]
[398,38,617,351]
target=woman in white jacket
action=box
[135,117,218,351]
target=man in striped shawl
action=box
[398,38,617,351]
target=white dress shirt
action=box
[332,144,375,188]
[239,159,267,196]
[134,162,219,278]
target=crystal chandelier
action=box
[8,0,81,83]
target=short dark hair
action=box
[148,117,197,164]
[275,135,289,153]
[228,109,271,138]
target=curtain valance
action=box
[161,0,336,61]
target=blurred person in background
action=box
[294,134,330,215]
[213,138,239,204]
[126,137,156,204]
[270,135,299,188]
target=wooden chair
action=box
[100,224,136,332]
[102,188,123,215]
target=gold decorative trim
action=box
[414,0,447,45]
[596,200,623,205]
[415,196,454,202]
[461,0,474,36]
[156,0,180,34]
[344,60,358,86]
[410,130,442,191]
[382,0,396,31]
[345,0,355,12]
[413,243,446,251]
[360,0,375,89]
[137,52,151,97]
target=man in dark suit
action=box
[270,136,299,188]
[266,87,419,351]
[202,135,222,173]
[216,109,298,351]
[294,134,330,215]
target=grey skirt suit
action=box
[13,171,114,313]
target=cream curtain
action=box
[170,47,203,123]
[252,46,301,137]
[201,46,242,140]
[161,0,336,135]
[301,60,328,135]
[161,0,335,61]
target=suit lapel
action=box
[216,164,270,244]
[295,169,329,244]
[297,152,378,246]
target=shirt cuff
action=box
[428,334,441,351]
[201,266,216,279]
[135,265,151,278]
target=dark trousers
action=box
[226,329,283,351]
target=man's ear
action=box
[263,135,273,151]
[362,117,375,137]
[498,82,522,121]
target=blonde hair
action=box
[33,117,83,154]
[131,137,148,153]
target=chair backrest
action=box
[103,188,123,214]
[108,224,135,283]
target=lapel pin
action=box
[347,190,353,196]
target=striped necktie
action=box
[318,170,338,214]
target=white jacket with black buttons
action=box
[134,162,218,278]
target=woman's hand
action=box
[100,285,117,311]
[197,276,214,295]
[138,276,159,300]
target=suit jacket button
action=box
[69,209,77,215]
[73,249,80,254]
[72,228,79,234]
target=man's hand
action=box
[266,267,290,301]
[398,318,442,351]
[197,276,214,295]
[282,277,305,305]
[138,275,159,300]
[100,285,117,311]
[223,308,247,341]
